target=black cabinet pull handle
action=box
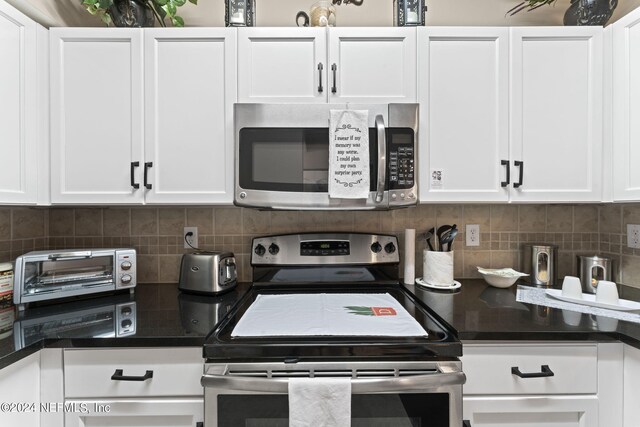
[501,160,510,188]
[331,63,337,94]
[513,160,524,188]
[511,364,554,378]
[144,162,153,190]
[317,63,323,93]
[196,423,204,427]
[130,162,140,189]
[111,369,153,381]
[463,421,472,427]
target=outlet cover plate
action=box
[466,224,480,247]
[184,226,198,249]
[628,224,640,249]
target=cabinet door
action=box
[417,27,509,202]
[0,352,40,427]
[50,28,144,204]
[0,1,39,204]
[510,27,603,202]
[464,396,598,427]
[238,28,326,103]
[64,399,203,427]
[612,7,640,201]
[328,28,416,103]
[624,344,640,427]
[144,28,236,204]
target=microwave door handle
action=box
[375,115,386,204]
[201,371,465,393]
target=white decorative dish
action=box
[415,278,461,291]
[477,267,528,288]
[545,289,640,312]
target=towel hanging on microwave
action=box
[328,109,370,199]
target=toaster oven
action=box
[13,248,136,310]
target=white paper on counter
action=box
[231,293,428,337]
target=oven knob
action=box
[269,243,280,255]
[370,242,382,253]
[254,244,266,256]
[121,274,132,284]
[384,242,396,254]
[120,260,132,270]
[121,306,132,316]
[121,319,132,329]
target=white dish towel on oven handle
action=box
[289,377,351,427]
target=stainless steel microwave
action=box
[13,248,136,310]
[234,103,418,210]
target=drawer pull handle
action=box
[511,365,554,378]
[111,369,154,382]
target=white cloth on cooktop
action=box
[289,377,351,427]
[230,293,428,337]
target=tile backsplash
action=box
[0,204,638,288]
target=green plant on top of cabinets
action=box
[82,0,197,27]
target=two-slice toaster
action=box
[178,252,237,295]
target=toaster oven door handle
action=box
[375,114,386,204]
[201,371,465,393]
[47,251,93,260]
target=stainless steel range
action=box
[202,233,465,427]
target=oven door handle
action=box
[201,372,466,393]
[47,251,93,260]
[375,114,386,204]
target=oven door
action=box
[234,103,418,210]
[202,360,464,427]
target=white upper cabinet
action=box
[50,28,144,204]
[417,27,510,202]
[510,27,603,202]
[328,27,416,103]
[612,6,640,201]
[0,0,44,205]
[237,27,416,104]
[50,27,236,205]
[144,28,236,204]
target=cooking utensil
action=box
[436,224,456,251]
[424,227,435,251]
[440,227,458,252]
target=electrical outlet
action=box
[466,224,480,247]
[184,227,198,249]
[628,224,640,249]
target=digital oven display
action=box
[300,241,350,256]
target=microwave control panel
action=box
[388,130,415,191]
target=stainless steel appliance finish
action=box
[522,243,558,287]
[234,103,418,210]
[13,248,136,310]
[13,293,135,350]
[203,232,463,427]
[578,255,614,294]
[179,252,237,295]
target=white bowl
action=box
[477,267,528,288]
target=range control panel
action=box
[252,233,399,266]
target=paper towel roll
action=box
[403,229,416,285]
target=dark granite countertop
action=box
[2,280,640,369]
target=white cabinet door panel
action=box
[50,28,144,204]
[238,28,326,103]
[0,352,40,427]
[613,7,640,201]
[464,396,598,427]
[328,28,416,103]
[0,1,38,204]
[64,399,202,427]
[510,27,603,202]
[418,27,509,202]
[144,28,236,204]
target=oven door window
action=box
[238,128,379,192]
[217,393,449,426]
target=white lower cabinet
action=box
[0,352,40,427]
[462,342,622,427]
[624,344,640,427]
[62,347,204,427]
[64,399,203,427]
